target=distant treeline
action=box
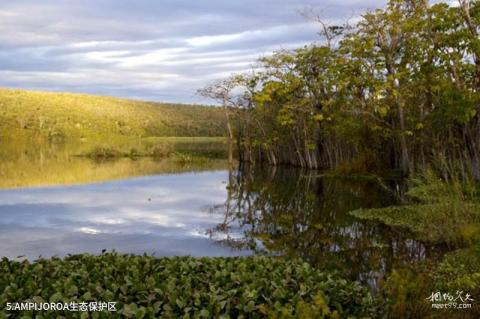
[202,0,480,179]
[0,89,226,142]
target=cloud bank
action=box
[0,0,387,103]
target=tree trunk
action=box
[224,105,234,167]
[398,101,411,176]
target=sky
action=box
[0,0,389,104]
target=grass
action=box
[0,88,227,143]
[0,253,376,319]
[350,202,480,244]
[350,168,480,245]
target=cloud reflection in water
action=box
[0,171,248,259]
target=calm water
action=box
[0,170,249,259]
[0,141,445,289]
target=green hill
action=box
[0,88,226,142]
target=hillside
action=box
[0,88,226,142]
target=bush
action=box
[433,246,480,293]
[381,268,432,319]
[407,168,480,204]
[0,254,376,318]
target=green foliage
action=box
[427,245,480,317]
[76,137,228,161]
[0,254,375,318]
[351,167,480,245]
[433,245,480,293]
[349,166,480,317]
[0,88,227,143]
[351,202,480,244]
[209,0,480,178]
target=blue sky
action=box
[0,0,388,103]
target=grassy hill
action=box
[0,88,226,142]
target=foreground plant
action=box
[0,254,376,318]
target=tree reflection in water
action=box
[207,164,446,291]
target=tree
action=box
[198,76,244,166]
[203,0,480,180]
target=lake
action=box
[0,140,446,290]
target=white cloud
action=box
[0,0,391,103]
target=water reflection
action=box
[0,139,238,259]
[0,171,249,259]
[0,139,228,188]
[207,165,446,290]
[0,143,447,291]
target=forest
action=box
[202,0,480,181]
